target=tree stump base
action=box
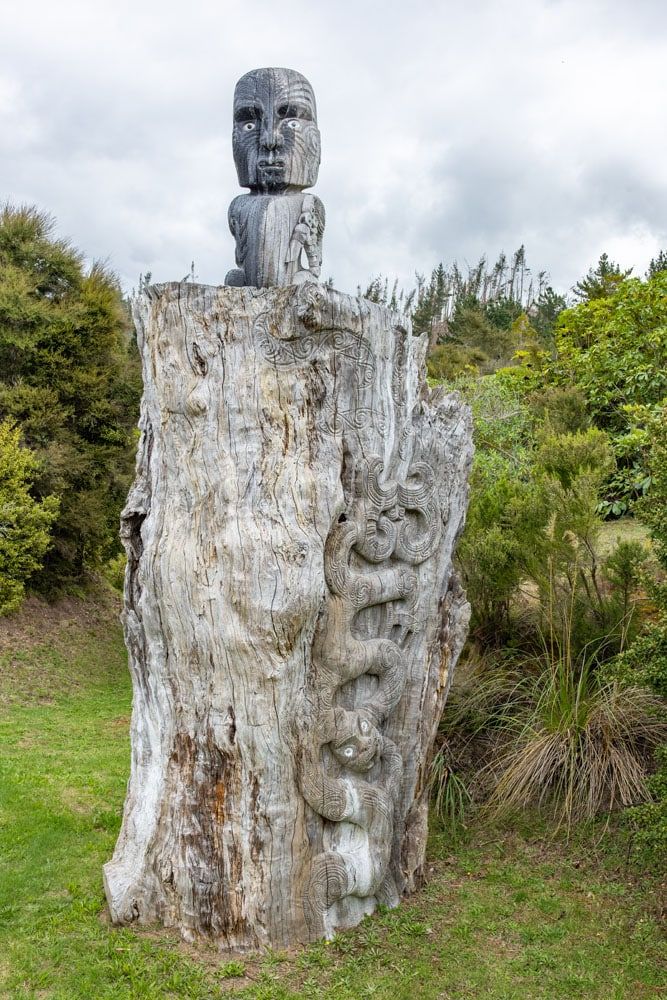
[104,281,472,949]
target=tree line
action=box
[1,202,666,862]
[2,206,665,611]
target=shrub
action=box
[550,271,667,512]
[457,452,548,644]
[531,431,647,659]
[101,552,126,593]
[0,205,141,591]
[437,628,666,831]
[449,305,517,372]
[527,385,591,435]
[634,405,667,568]
[609,403,667,864]
[427,343,488,381]
[0,420,59,614]
[536,427,614,492]
[623,746,667,868]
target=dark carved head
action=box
[232,67,321,193]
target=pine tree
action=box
[573,253,632,301]
[647,250,667,279]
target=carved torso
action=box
[226,192,325,288]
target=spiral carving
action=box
[297,455,441,933]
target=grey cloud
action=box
[1,0,665,298]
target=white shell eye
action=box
[286,119,300,130]
[243,122,256,132]
[343,746,355,758]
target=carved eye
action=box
[286,119,300,130]
[243,122,256,132]
[343,746,355,758]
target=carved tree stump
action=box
[103,281,472,949]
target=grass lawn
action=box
[0,592,665,999]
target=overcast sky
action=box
[1,0,666,298]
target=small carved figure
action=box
[226,68,325,288]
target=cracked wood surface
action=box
[103,281,472,949]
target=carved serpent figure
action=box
[297,456,441,932]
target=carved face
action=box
[330,717,381,773]
[232,68,321,192]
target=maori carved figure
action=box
[297,457,441,935]
[225,68,325,288]
[104,65,473,951]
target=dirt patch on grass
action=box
[105,715,131,730]
[0,587,121,657]
[0,587,124,707]
[60,787,97,816]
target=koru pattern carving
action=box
[225,68,325,289]
[296,456,441,931]
[252,283,390,435]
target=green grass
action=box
[1,596,665,999]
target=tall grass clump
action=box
[486,648,666,828]
[435,577,666,832]
[429,747,471,842]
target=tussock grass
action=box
[429,747,471,840]
[487,670,666,828]
[438,555,667,831]
[439,639,666,832]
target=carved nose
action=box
[260,117,283,151]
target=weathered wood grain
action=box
[103,280,472,949]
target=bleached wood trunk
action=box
[104,281,472,950]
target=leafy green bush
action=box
[427,343,488,381]
[101,552,126,593]
[453,375,549,643]
[606,617,667,699]
[0,206,141,591]
[634,406,667,567]
[623,747,667,867]
[0,420,59,614]
[527,385,591,435]
[533,430,646,657]
[536,427,613,492]
[457,379,640,654]
[608,404,667,863]
[434,263,667,849]
[458,452,548,643]
[551,271,667,512]
[449,305,516,372]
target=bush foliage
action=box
[430,255,667,852]
[0,206,141,593]
[551,271,667,515]
[0,420,59,613]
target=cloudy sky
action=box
[1,0,665,298]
